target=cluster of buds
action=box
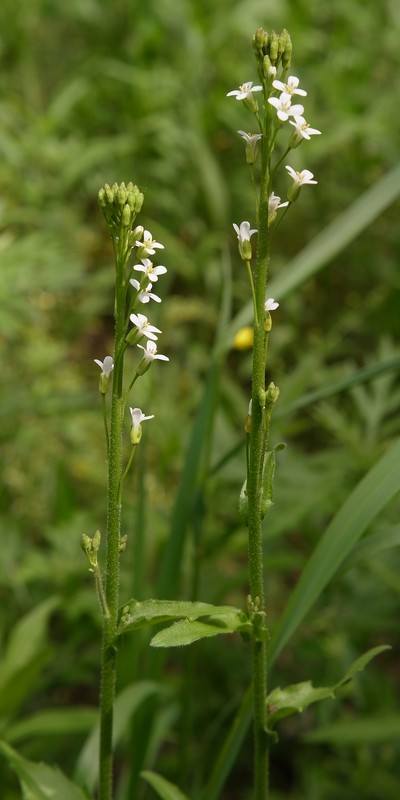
[98,181,144,241]
[252,27,292,82]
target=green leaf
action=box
[0,596,59,717]
[266,645,390,727]
[304,714,400,745]
[150,611,248,648]
[75,681,162,792]
[5,708,98,745]
[270,437,400,664]
[141,769,189,800]
[118,598,244,636]
[0,740,89,800]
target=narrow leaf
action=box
[305,714,400,745]
[223,162,400,348]
[270,437,400,664]
[141,769,189,800]
[0,740,89,800]
[75,681,162,792]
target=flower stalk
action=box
[228,27,320,799]
[94,182,168,800]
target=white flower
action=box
[237,131,263,144]
[289,115,321,141]
[268,92,304,122]
[133,258,167,283]
[268,192,289,224]
[135,229,164,256]
[130,278,162,304]
[237,130,263,164]
[137,340,169,363]
[265,297,279,312]
[94,356,114,376]
[227,81,263,100]
[129,407,154,444]
[129,312,161,341]
[233,220,258,260]
[272,75,307,97]
[285,165,318,187]
[286,165,317,201]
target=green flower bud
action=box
[282,30,292,70]
[269,31,279,64]
[122,203,132,228]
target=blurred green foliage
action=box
[1,0,400,798]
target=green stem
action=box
[98,251,127,800]
[247,139,270,800]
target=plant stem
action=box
[98,251,127,800]
[247,143,270,800]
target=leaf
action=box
[74,681,162,792]
[5,708,98,745]
[0,596,59,717]
[0,740,89,800]
[141,769,189,800]
[118,598,244,636]
[266,645,390,727]
[150,611,248,648]
[304,714,400,745]
[270,437,400,664]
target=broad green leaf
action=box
[150,611,248,648]
[267,645,390,726]
[141,769,189,800]
[74,681,163,792]
[5,707,97,745]
[304,714,400,745]
[270,437,400,664]
[0,740,89,800]
[118,598,244,636]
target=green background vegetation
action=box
[1,1,400,798]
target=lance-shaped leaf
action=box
[266,645,390,728]
[141,770,189,800]
[0,740,90,800]
[151,610,249,648]
[117,598,247,636]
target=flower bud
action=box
[269,31,279,64]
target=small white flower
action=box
[130,278,162,304]
[130,407,154,444]
[94,356,114,376]
[129,312,161,341]
[286,165,317,201]
[237,130,263,164]
[265,297,279,312]
[133,258,167,283]
[285,165,318,187]
[272,75,307,97]
[137,340,169,363]
[268,92,304,122]
[135,229,164,256]
[237,131,263,144]
[268,192,289,223]
[227,81,263,100]
[233,221,257,260]
[289,115,321,141]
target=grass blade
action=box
[270,436,400,664]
